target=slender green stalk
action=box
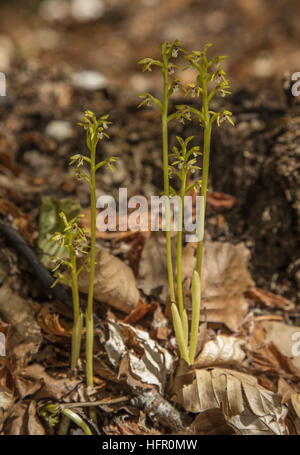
[69,248,82,371]
[86,142,96,388]
[61,408,93,435]
[176,169,187,315]
[195,80,212,278]
[171,303,190,364]
[162,64,176,304]
[189,270,201,364]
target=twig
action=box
[131,389,191,432]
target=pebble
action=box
[39,0,69,21]
[71,70,107,90]
[45,120,74,141]
[71,0,105,21]
[0,35,14,72]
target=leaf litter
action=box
[0,14,299,433]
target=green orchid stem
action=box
[195,81,212,279]
[69,248,82,371]
[162,64,176,304]
[86,143,96,389]
[61,408,93,436]
[176,170,187,316]
[189,270,201,364]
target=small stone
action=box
[39,0,69,22]
[71,70,107,90]
[71,0,105,22]
[0,35,14,72]
[45,120,74,141]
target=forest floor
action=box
[0,0,299,435]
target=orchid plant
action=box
[139,41,233,365]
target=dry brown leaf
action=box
[247,321,300,377]
[291,393,300,418]
[261,321,300,370]
[99,321,173,393]
[123,299,156,324]
[195,335,246,368]
[182,241,253,331]
[137,232,172,301]
[173,367,286,435]
[37,306,72,342]
[207,191,237,211]
[189,409,235,435]
[0,282,42,351]
[202,241,254,297]
[3,400,45,435]
[78,248,139,313]
[139,237,253,332]
[0,386,14,432]
[13,364,80,401]
[27,401,46,435]
[246,287,295,311]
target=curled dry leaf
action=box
[13,364,80,401]
[246,287,295,311]
[207,191,237,211]
[195,335,246,368]
[99,321,173,394]
[247,321,300,377]
[189,409,235,435]
[173,367,287,435]
[137,232,172,302]
[0,282,42,351]
[0,386,15,432]
[122,299,156,324]
[37,306,72,342]
[183,241,253,331]
[78,248,139,314]
[3,400,45,435]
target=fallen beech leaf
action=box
[27,401,45,435]
[183,241,253,331]
[78,248,139,313]
[14,364,80,400]
[195,335,245,368]
[202,241,254,297]
[246,287,295,311]
[247,322,300,377]
[291,393,300,418]
[37,307,72,342]
[0,386,14,431]
[207,191,237,211]
[3,400,45,435]
[261,321,300,370]
[100,321,173,393]
[173,367,286,435]
[123,299,156,324]
[0,282,42,350]
[137,232,172,301]
[189,409,235,435]
[3,402,27,435]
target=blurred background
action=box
[0,0,299,92]
[0,0,299,302]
